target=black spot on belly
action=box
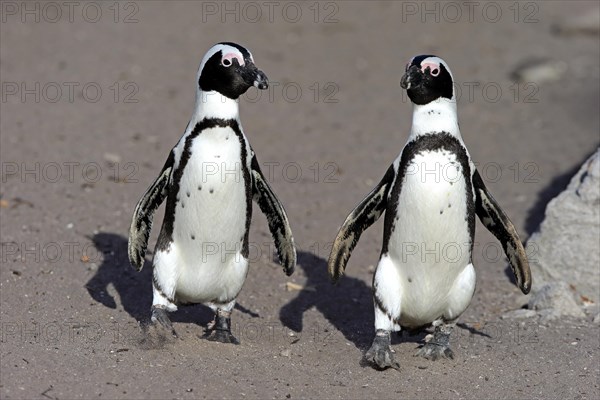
[181,202,185,208]
[408,277,412,283]
[448,203,452,208]
[186,191,190,197]
[440,210,444,214]
[209,188,214,194]
[198,185,202,191]
[226,136,229,140]
[191,234,195,240]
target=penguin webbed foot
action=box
[203,311,240,345]
[365,330,401,371]
[415,341,454,360]
[415,324,454,361]
[151,305,178,338]
[205,329,240,344]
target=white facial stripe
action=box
[420,56,453,80]
[421,61,440,75]
[198,44,245,75]
[222,52,245,66]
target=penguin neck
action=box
[408,97,462,141]
[191,89,241,124]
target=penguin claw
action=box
[365,332,401,371]
[415,343,454,360]
[151,305,178,338]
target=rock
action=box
[510,58,568,83]
[594,314,600,324]
[536,309,561,324]
[582,303,600,318]
[526,149,600,305]
[528,282,586,321]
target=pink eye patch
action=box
[421,61,440,76]
[221,52,245,67]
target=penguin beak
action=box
[242,63,269,90]
[240,61,269,90]
[400,65,422,90]
[253,69,269,90]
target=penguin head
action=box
[197,42,268,100]
[401,55,454,105]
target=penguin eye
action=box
[222,58,232,67]
[431,68,440,77]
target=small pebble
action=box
[280,349,291,357]
[103,153,122,164]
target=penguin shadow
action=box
[455,322,492,338]
[504,149,597,284]
[523,162,584,236]
[85,232,153,321]
[279,251,376,349]
[279,251,488,358]
[85,232,257,331]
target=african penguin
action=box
[327,55,531,370]
[128,42,296,343]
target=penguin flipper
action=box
[128,152,174,271]
[473,169,532,294]
[251,154,296,276]
[328,164,395,283]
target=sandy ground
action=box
[1,1,599,399]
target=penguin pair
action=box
[128,44,531,369]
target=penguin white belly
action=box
[388,150,473,326]
[171,127,249,303]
